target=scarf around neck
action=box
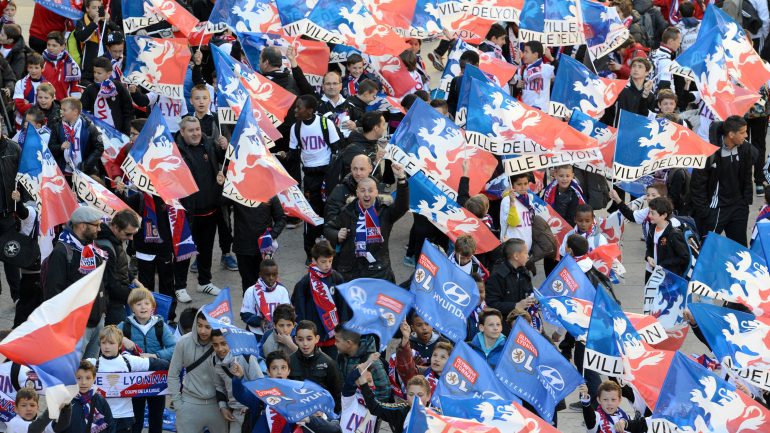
[75,390,109,432]
[253,278,277,325]
[58,227,107,274]
[42,49,81,82]
[95,79,117,126]
[543,179,586,207]
[355,201,383,258]
[308,265,339,338]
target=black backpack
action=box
[741,0,763,34]
[674,215,702,278]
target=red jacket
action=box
[30,3,67,41]
[42,53,81,99]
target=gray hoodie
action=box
[214,352,264,411]
[168,331,215,404]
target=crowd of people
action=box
[0,0,766,432]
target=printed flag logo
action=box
[124,36,191,99]
[549,55,627,118]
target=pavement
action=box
[7,4,769,431]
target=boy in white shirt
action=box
[5,388,70,433]
[500,173,535,248]
[515,41,555,111]
[558,204,608,257]
[240,259,290,337]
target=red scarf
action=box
[267,407,287,433]
[253,278,276,324]
[542,179,586,207]
[307,265,339,338]
[597,406,628,433]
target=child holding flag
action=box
[241,259,290,339]
[645,197,690,278]
[578,382,647,433]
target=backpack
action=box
[638,12,656,48]
[674,215,701,278]
[40,242,74,298]
[122,318,166,350]
[741,0,763,34]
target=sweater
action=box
[168,331,216,405]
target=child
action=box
[515,40,555,111]
[168,312,228,432]
[341,54,379,98]
[291,240,350,359]
[117,288,177,433]
[260,303,299,357]
[645,197,689,278]
[401,311,443,367]
[241,259,291,337]
[41,31,80,100]
[609,183,683,240]
[466,273,487,341]
[500,173,536,247]
[104,31,124,82]
[566,235,615,296]
[289,320,342,413]
[479,23,506,60]
[69,360,113,432]
[396,321,451,394]
[579,382,647,433]
[188,84,220,140]
[543,165,586,228]
[86,326,169,433]
[558,204,609,257]
[357,365,431,433]
[335,326,391,403]
[340,79,379,128]
[13,53,45,130]
[73,0,120,85]
[80,56,133,134]
[212,329,263,433]
[468,308,506,369]
[6,387,71,433]
[231,351,339,433]
[448,235,487,277]
[49,97,105,177]
[12,106,50,148]
[34,82,60,127]
[0,1,15,26]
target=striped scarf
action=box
[542,180,586,207]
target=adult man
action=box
[692,115,753,246]
[0,125,19,301]
[176,116,227,296]
[44,206,108,358]
[485,239,535,334]
[325,154,374,223]
[325,164,408,282]
[340,111,387,179]
[95,209,141,326]
[317,71,348,131]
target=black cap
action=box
[106,31,124,46]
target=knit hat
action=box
[70,206,103,224]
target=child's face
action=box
[454,251,473,266]
[407,39,421,53]
[211,335,230,359]
[93,67,110,84]
[598,390,621,414]
[190,90,211,114]
[131,298,154,322]
[260,266,279,288]
[36,91,53,109]
[76,369,95,394]
[479,316,502,340]
[196,317,212,343]
[555,168,574,189]
[575,211,594,233]
[658,98,676,115]
[411,316,433,343]
[348,61,364,78]
[100,338,119,357]
[359,91,377,104]
[311,256,333,273]
[649,209,666,225]
[430,348,450,373]
[295,329,319,356]
[274,319,295,337]
[645,187,661,201]
[108,44,124,61]
[630,62,649,80]
[406,384,430,407]
[3,6,15,18]
[27,64,42,79]
[46,40,63,56]
[268,359,290,379]
[513,176,529,195]
[522,45,537,64]
[24,113,41,129]
[61,104,80,123]
[15,398,37,421]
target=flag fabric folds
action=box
[72,169,130,218]
[240,378,337,423]
[123,36,191,100]
[549,56,627,118]
[82,112,131,180]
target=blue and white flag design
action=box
[242,378,337,422]
[585,286,642,377]
[519,0,582,46]
[581,0,629,59]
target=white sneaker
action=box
[175,288,192,303]
[197,283,221,296]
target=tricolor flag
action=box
[35,0,83,20]
[643,266,689,351]
[597,209,625,245]
[83,112,131,180]
[0,264,106,419]
[408,171,499,254]
[15,125,79,233]
[581,0,630,59]
[148,0,211,45]
[437,0,495,44]
[202,288,261,357]
[120,106,198,202]
[584,286,642,377]
[530,195,573,252]
[651,351,770,433]
[752,223,770,265]
[549,56,627,119]
[467,0,524,22]
[72,169,130,218]
[614,110,718,181]
[209,0,282,35]
[689,233,770,317]
[586,242,624,282]
[434,39,516,101]
[689,302,770,391]
[368,54,420,98]
[239,32,288,73]
[569,110,617,179]
[439,395,560,433]
[122,0,163,34]
[368,0,443,39]
[277,185,324,226]
[275,0,315,36]
[519,0,582,46]
[239,33,330,87]
[337,278,415,351]
[223,99,297,206]
[124,36,191,100]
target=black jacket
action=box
[485,261,533,327]
[324,181,409,281]
[48,115,105,176]
[340,131,377,176]
[176,134,224,214]
[125,193,173,258]
[232,197,287,256]
[0,136,20,214]
[325,173,358,223]
[80,80,134,135]
[66,392,114,433]
[289,348,342,413]
[95,223,132,308]
[4,38,28,81]
[39,100,61,127]
[602,81,655,127]
[291,270,351,344]
[0,54,15,93]
[72,17,120,83]
[340,95,368,127]
[646,223,690,277]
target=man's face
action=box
[196,317,212,343]
[190,90,211,114]
[180,122,202,145]
[79,221,101,242]
[112,223,138,241]
[46,40,63,56]
[668,34,682,52]
[27,64,42,80]
[322,74,342,99]
[211,335,230,359]
[350,157,373,182]
[108,43,124,61]
[373,116,387,138]
[348,61,364,78]
[356,180,378,208]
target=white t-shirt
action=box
[6,416,54,433]
[241,282,291,335]
[289,115,340,168]
[341,391,378,433]
[559,225,609,257]
[519,60,554,111]
[147,94,188,133]
[87,354,151,419]
[499,192,533,249]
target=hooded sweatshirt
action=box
[167,328,216,405]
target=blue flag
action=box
[455,65,494,126]
[238,32,286,72]
[643,266,688,332]
[652,351,770,432]
[337,279,415,351]
[275,0,314,35]
[202,288,260,357]
[751,224,770,268]
[689,302,770,391]
[580,0,629,59]
[201,287,236,325]
[494,317,583,422]
[536,255,596,301]
[537,295,593,342]
[585,286,641,377]
[122,0,162,33]
[689,233,770,317]
[35,0,83,20]
[405,396,428,433]
[410,240,480,343]
[209,0,278,34]
[519,0,582,46]
[550,55,627,119]
[329,44,361,64]
[240,378,337,422]
[431,341,519,408]
[439,395,556,431]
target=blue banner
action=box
[35,0,83,20]
[536,255,596,301]
[585,286,640,377]
[537,295,592,342]
[337,278,415,351]
[439,395,554,432]
[241,378,337,422]
[410,240,480,343]
[431,341,519,408]
[201,287,236,325]
[494,317,583,422]
[202,289,260,358]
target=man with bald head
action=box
[325,154,373,222]
[325,164,409,282]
